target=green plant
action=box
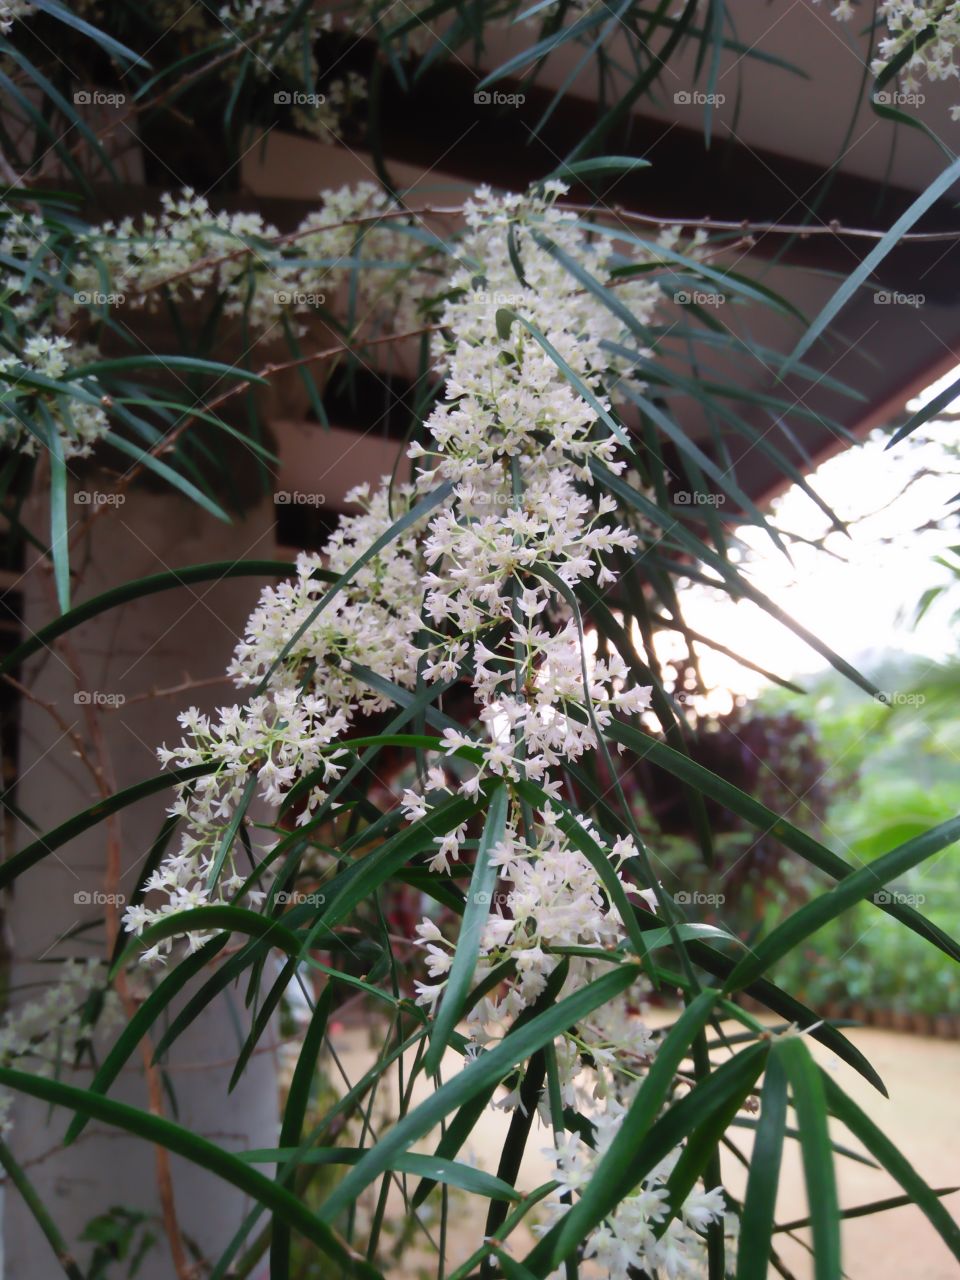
[0,5,958,1280]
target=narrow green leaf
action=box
[0,1066,381,1278]
[674,932,885,1095]
[111,905,303,975]
[410,960,567,1212]
[66,355,267,383]
[823,1075,960,1260]
[247,1145,523,1201]
[477,6,612,85]
[65,936,227,1145]
[318,964,641,1223]
[736,1054,787,1280]
[150,941,260,1063]
[300,792,481,957]
[606,719,960,966]
[545,990,718,1265]
[0,560,299,676]
[775,1187,960,1233]
[206,774,258,895]
[255,482,453,694]
[31,0,144,63]
[39,405,70,612]
[0,1138,85,1280]
[775,1038,840,1280]
[784,155,960,376]
[887,370,960,449]
[0,764,214,890]
[425,783,508,1075]
[526,1041,768,1276]
[551,155,651,181]
[596,462,879,696]
[271,981,336,1279]
[725,813,960,991]
[103,431,229,522]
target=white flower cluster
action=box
[0,333,109,459]
[68,181,440,337]
[0,0,31,34]
[546,1118,738,1279]
[0,214,110,456]
[0,959,122,1134]
[133,181,672,939]
[127,182,730,1275]
[0,183,440,462]
[413,796,734,1278]
[825,0,960,117]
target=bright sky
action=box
[653,368,960,706]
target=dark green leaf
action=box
[736,1054,787,1280]
[775,1038,840,1280]
[425,783,508,1075]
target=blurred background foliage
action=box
[635,642,960,1025]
